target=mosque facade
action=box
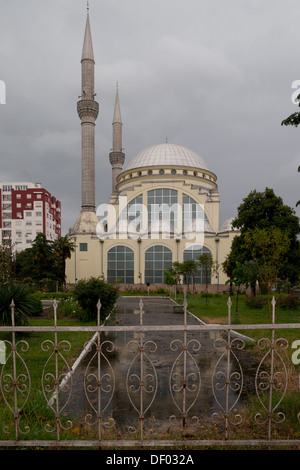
[66,11,239,290]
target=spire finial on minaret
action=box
[109,84,125,194]
[87,1,90,13]
[81,5,94,62]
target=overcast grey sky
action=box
[0,0,299,235]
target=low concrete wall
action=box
[115,283,232,294]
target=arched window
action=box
[145,245,172,284]
[182,194,209,238]
[107,246,134,284]
[183,245,212,284]
[147,189,178,230]
[118,194,143,236]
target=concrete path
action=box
[62,296,230,431]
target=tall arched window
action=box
[118,194,143,237]
[182,194,208,238]
[107,246,134,284]
[147,189,178,229]
[145,245,172,284]
[183,245,212,284]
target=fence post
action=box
[225,297,232,440]
[268,296,277,441]
[96,298,102,443]
[10,300,19,440]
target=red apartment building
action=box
[0,182,61,252]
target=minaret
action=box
[72,8,99,233]
[109,84,125,193]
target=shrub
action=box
[155,287,168,295]
[0,283,43,326]
[276,294,299,310]
[73,277,119,322]
[57,297,81,317]
[245,295,266,309]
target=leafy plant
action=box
[73,277,119,322]
[57,297,81,317]
[276,294,299,310]
[245,294,266,309]
[0,283,43,326]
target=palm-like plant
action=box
[0,283,42,326]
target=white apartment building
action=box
[0,182,61,252]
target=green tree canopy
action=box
[14,235,76,289]
[281,101,300,207]
[244,227,291,321]
[31,233,55,280]
[223,187,300,287]
[281,92,300,128]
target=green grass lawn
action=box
[174,292,300,342]
[0,310,94,442]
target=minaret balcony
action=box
[77,99,99,121]
[109,151,125,167]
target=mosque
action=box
[66,10,239,291]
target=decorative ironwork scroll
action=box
[84,299,115,437]
[41,299,72,439]
[0,301,31,438]
[169,288,201,430]
[254,297,289,439]
[126,298,158,438]
[212,298,244,438]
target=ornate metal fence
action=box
[0,295,299,449]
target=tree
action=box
[244,227,291,322]
[31,233,55,280]
[15,236,75,290]
[165,266,183,298]
[181,259,198,293]
[281,102,300,207]
[15,247,41,281]
[297,165,300,208]
[198,252,215,304]
[225,261,250,315]
[226,188,300,287]
[53,236,75,289]
[223,252,258,296]
[0,243,15,284]
[281,94,300,127]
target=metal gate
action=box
[0,295,299,449]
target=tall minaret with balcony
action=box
[109,85,125,194]
[72,9,99,233]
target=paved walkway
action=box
[62,296,228,431]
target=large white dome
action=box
[124,143,210,171]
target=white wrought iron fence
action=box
[0,294,299,449]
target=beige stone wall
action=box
[66,164,239,287]
[66,235,101,283]
[65,231,238,286]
